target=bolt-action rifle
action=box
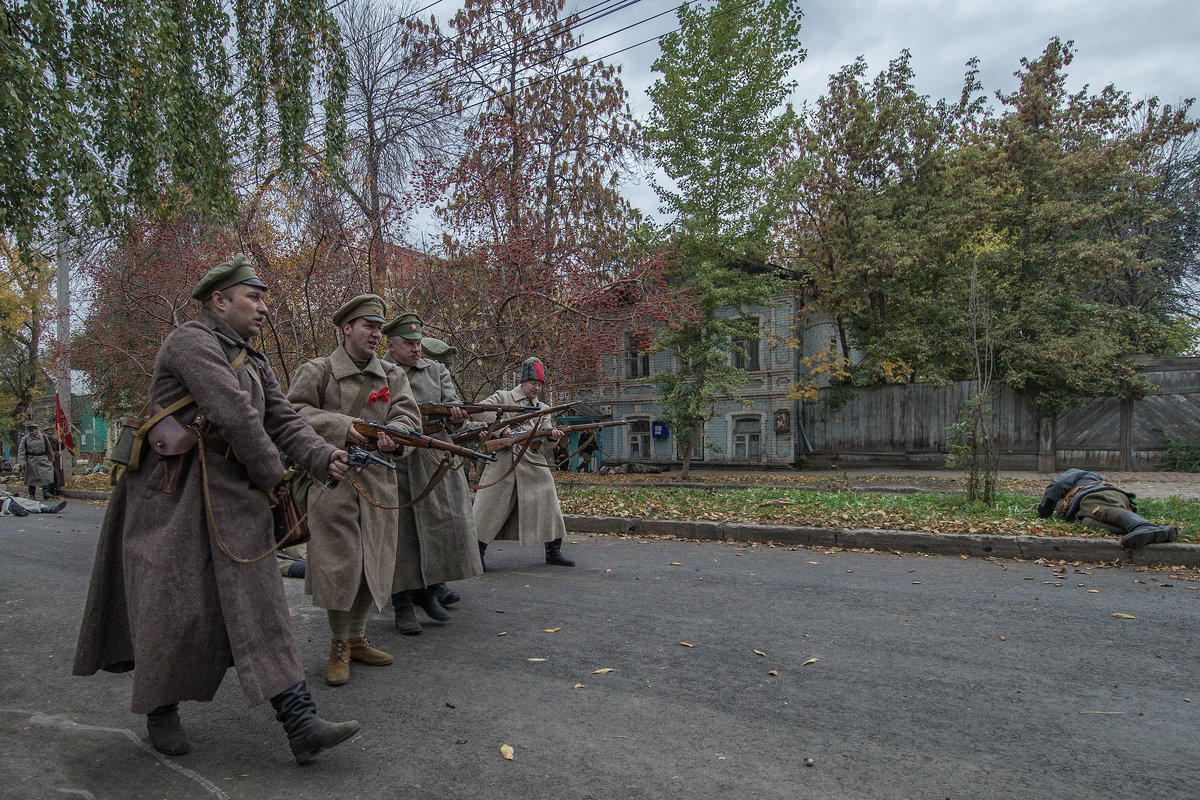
[419,401,542,434]
[482,420,628,453]
[351,420,496,463]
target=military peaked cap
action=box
[332,294,387,327]
[421,336,457,363]
[383,311,424,340]
[190,254,267,301]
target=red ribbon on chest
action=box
[368,385,390,406]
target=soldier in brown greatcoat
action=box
[472,357,575,568]
[287,295,422,685]
[73,255,359,764]
[382,312,483,635]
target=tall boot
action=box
[391,590,421,635]
[413,586,450,622]
[478,540,488,572]
[146,703,190,756]
[431,582,460,606]
[270,681,359,765]
[545,538,575,567]
[1116,510,1178,549]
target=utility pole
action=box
[56,227,72,484]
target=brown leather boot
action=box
[348,636,393,666]
[325,639,350,686]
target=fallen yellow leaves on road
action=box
[802,657,819,667]
[669,562,683,566]
[768,670,778,676]
[592,668,616,674]
[500,744,514,760]
[528,658,547,662]
[1112,613,1137,619]
[754,649,766,657]
[543,627,560,633]
[679,642,694,648]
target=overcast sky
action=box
[564,0,1200,219]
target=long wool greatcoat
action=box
[387,356,482,592]
[72,310,336,714]
[18,432,55,487]
[287,346,420,611]
[471,386,567,546]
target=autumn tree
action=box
[644,0,802,475]
[0,238,54,444]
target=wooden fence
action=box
[800,357,1200,471]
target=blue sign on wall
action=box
[652,420,668,438]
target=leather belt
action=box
[201,436,235,461]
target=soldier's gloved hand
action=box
[1036,496,1055,518]
[329,449,350,482]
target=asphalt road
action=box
[2,500,1198,800]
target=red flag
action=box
[55,396,76,454]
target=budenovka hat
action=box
[190,254,267,301]
[332,294,387,327]
[519,357,546,383]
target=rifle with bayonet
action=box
[419,400,542,435]
[482,421,628,453]
[351,420,496,463]
[448,402,576,445]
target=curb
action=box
[564,515,1200,568]
[41,489,1198,568]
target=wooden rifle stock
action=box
[351,420,496,463]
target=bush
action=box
[1159,431,1200,472]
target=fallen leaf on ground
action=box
[500,744,514,760]
[669,562,683,566]
[679,642,694,648]
[1086,589,1099,594]
[592,668,616,674]
[802,657,819,667]
[767,670,778,676]
[754,649,766,657]
[497,632,507,636]
[543,627,561,633]
[574,683,584,688]
[528,658,547,662]
[1112,613,1137,619]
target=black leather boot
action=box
[545,538,575,567]
[270,681,359,765]
[478,540,488,572]
[431,582,460,606]
[414,586,451,622]
[146,703,190,756]
[392,590,421,635]
[1116,511,1178,549]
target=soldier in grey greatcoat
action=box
[472,357,575,568]
[287,294,422,686]
[73,256,359,764]
[383,312,483,635]
[17,424,55,499]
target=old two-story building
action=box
[559,290,843,470]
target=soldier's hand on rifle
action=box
[376,431,401,453]
[549,428,565,441]
[269,482,289,505]
[449,406,469,423]
[347,419,370,446]
[329,449,350,481]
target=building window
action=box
[731,327,761,371]
[628,417,652,459]
[626,342,650,378]
[690,429,705,462]
[732,416,761,461]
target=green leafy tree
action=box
[0,0,347,247]
[979,38,1196,412]
[644,0,801,476]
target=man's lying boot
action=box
[3,498,29,517]
[270,681,359,765]
[1116,510,1179,549]
[413,587,450,622]
[392,590,421,635]
[146,703,190,756]
[41,500,66,514]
